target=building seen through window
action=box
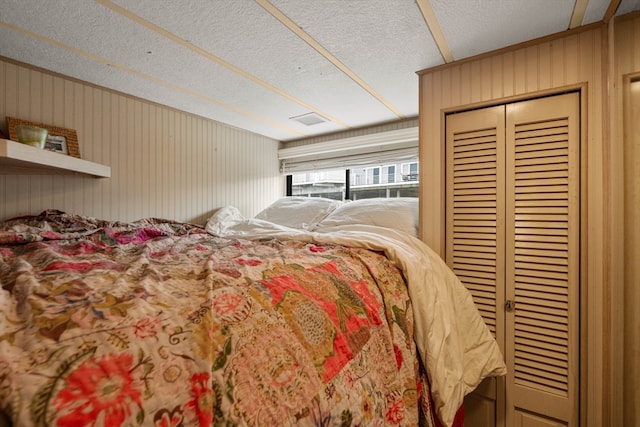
[288,159,419,200]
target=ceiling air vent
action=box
[290,112,328,126]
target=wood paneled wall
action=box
[418,22,620,426]
[614,12,640,427]
[0,58,282,224]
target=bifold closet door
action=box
[445,105,506,426]
[445,92,580,427]
[446,106,506,344]
[505,93,580,426]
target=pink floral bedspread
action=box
[0,211,443,426]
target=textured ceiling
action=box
[1,0,639,142]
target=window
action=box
[289,169,345,200]
[386,165,395,184]
[287,158,419,200]
[279,127,419,200]
[401,162,419,181]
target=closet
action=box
[444,92,580,426]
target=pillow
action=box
[314,197,419,236]
[205,206,245,236]
[253,196,342,230]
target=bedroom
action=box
[1,1,639,426]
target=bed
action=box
[0,197,506,427]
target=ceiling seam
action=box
[255,0,405,119]
[415,0,454,63]
[0,20,307,137]
[96,0,350,129]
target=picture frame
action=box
[6,116,81,158]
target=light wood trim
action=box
[603,0,622,22]
[95,0,346,131]
[570,0,589,29]
[415,0,454,62]
[254,0,403,120]
[0,21,307,138]
[622,74,640,427]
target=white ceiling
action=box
[1,0,639,142]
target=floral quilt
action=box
[0,211,445,426]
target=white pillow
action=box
[253,197,342,230]
[314,197,419,236]
[205,206,245,236]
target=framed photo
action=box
[45,134,69,155]
[6,116,80,158]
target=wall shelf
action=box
[0,138,110,178]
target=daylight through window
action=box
[287,158,419,201]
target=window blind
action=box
[279,127,418,174]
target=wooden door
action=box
[446,105,506,426]
[445,92,580,427]
[505,92,580,426]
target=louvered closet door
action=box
[446,92,580,427]
[445,106,507,426]
[505,92,579,427]
[446,106,506,345]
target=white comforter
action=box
[206,213,507,427]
